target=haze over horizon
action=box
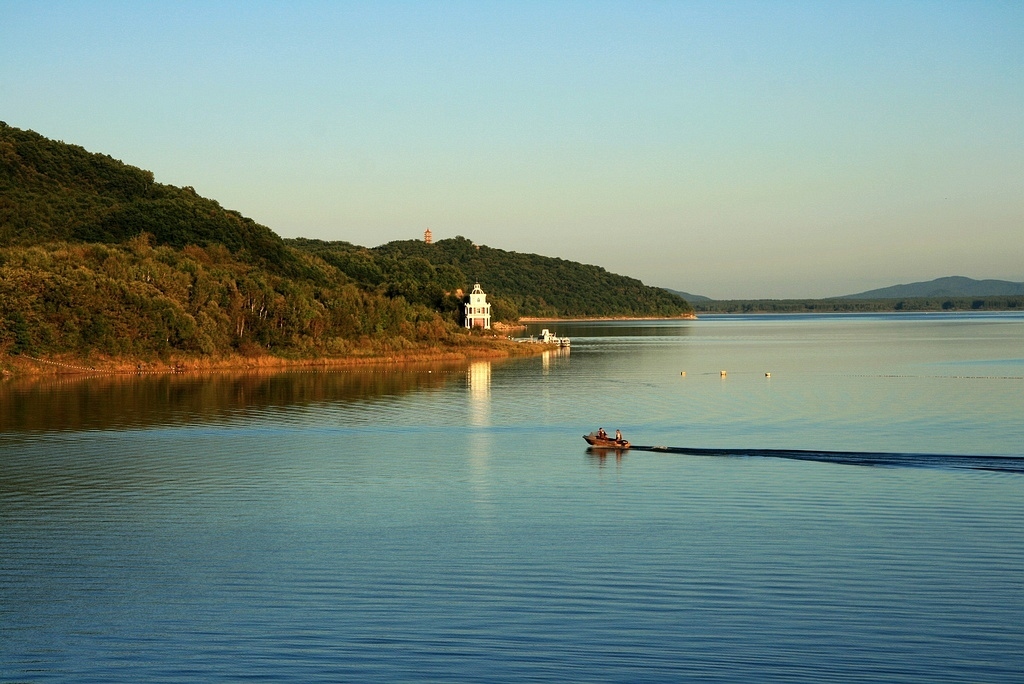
[3,2,1021,299]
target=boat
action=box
[512,328,571,347]
[583,432,630,449]
[540,329,571,347]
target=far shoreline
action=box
[518,314,698,323]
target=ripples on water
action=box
[2,314,1023,682]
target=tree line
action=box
[692,297,1023,314]
[0,236,461,361]
[289,236,693,320]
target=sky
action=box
[2,1,1021,299]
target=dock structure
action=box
[538,329,570,347]
[515,328,571,347]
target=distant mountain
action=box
[842,276,1024,299]
[664,288,711,302]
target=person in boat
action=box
[597,427,607,439]
[615,429,623,443]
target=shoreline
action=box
[518,314,697,322]
[1,340,557,378]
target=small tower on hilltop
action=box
[424,228,432,244]
[463,283,491,330]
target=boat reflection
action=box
[586,446,627,467]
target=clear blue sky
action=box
[3,1,1021,298]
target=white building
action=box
[463,283,491,330]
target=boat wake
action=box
[630,445,1024,473]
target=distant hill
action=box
[842,276,1024,299]
[664,288,710,302]
[289,237,693,319]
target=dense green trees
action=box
[289,236,693,319]
[1,122,299,273]
[0,238,463,360]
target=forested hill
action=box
[0,122,297,273]
[0,123,689,365]
[289,237,693,320]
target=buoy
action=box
[720,370,727,377]
[680,371,686,376]
[765,372,771,378]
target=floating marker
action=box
[680,371,686,376]
[765,372,771,378]
[720,370,727,377]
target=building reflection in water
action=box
[467,361,491,426]
[541,346,570,375]
[466,361,494,520]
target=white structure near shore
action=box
[463,283,491,330]
[538,329,570,347]
[514,328,571,347]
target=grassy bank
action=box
[1,336,553,377]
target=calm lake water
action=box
[2,313,1023,682]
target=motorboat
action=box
[583,432,630,449]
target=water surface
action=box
[2,313,1022,682]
